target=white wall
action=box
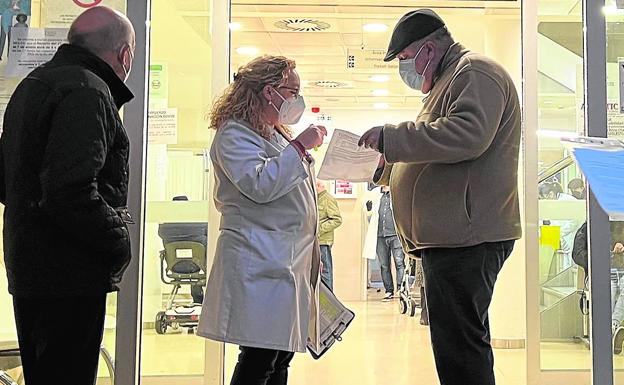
[290,18,528,345]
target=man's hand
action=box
[614,242,624,254]
[378,155,385,169]
[358,126,383,152]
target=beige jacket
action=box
[375,43,522,252]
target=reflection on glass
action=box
[605,1,624,377]
[140,0,213,382]
[537,0,590,370]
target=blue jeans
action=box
[376,235,405,294]
[320,245,333,290]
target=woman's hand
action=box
[295,124,327,150]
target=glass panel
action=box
[0,2,124,384]
[537,0,589,372]
[604,1,624,379]
[229,1,522,384]
[140,0,214,383]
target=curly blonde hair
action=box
[209,55,296,139]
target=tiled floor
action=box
[9,293,624,385]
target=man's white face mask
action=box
[399,44,430,92]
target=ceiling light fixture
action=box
[369,75,390,83]
[374,103,390,109]
[603,5,624,14]
[313,80,350,88]
[229,22,242,31]
[536,129,579,138]
[236,46,259,56]
[274,18,331,32]
[363,23,388,33]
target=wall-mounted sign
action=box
[346,49,398,71]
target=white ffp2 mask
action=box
[399,45,430,92]
[272,91,306,125]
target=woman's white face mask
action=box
[271,88,306,125]
[399,45,430,92]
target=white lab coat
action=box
[197,120,320,353]
[362,198,381,261]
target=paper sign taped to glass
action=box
[562,136,624,221]
[306,281,355,360]
[317,129,381,182]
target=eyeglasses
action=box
[278,86,300,98]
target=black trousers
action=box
[13,294,107,385]
[421,241,514,385]
[230,346,296,385]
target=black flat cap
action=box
[383,9,445,62]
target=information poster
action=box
[148,108,178,145]
[577,100,624,139]
[149,63,168,109]
[346,48,398,71]
[41,0,126,28]
[331,180,356,199]
[0,80,15,134]
[5,28,67,78]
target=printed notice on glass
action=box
[148,108,178,144]
[41,0,126,28]
[317,129,381,182]
[5,28,67,78]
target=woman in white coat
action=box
[197,55,327,385]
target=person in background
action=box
[359,9,521,385]
[13,13,27,28]
[572,221,624,353]
[316,180,342,291]
[197,55,326,385]
[376,185,406,302]
[0,7,135,384]
[0,0,21,60]
[568,178,586,200]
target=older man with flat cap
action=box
[0,6,135,384]
[359,9,521,385]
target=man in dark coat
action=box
[0,6,135,384]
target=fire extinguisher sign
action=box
[72,0,103,8]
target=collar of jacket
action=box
[434,42,469,82]
[51,44,134,109]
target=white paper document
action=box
[317,129,381,182]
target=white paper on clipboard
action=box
[562,136,624,221]
[317,129,381,182]
[306,282,355,359]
